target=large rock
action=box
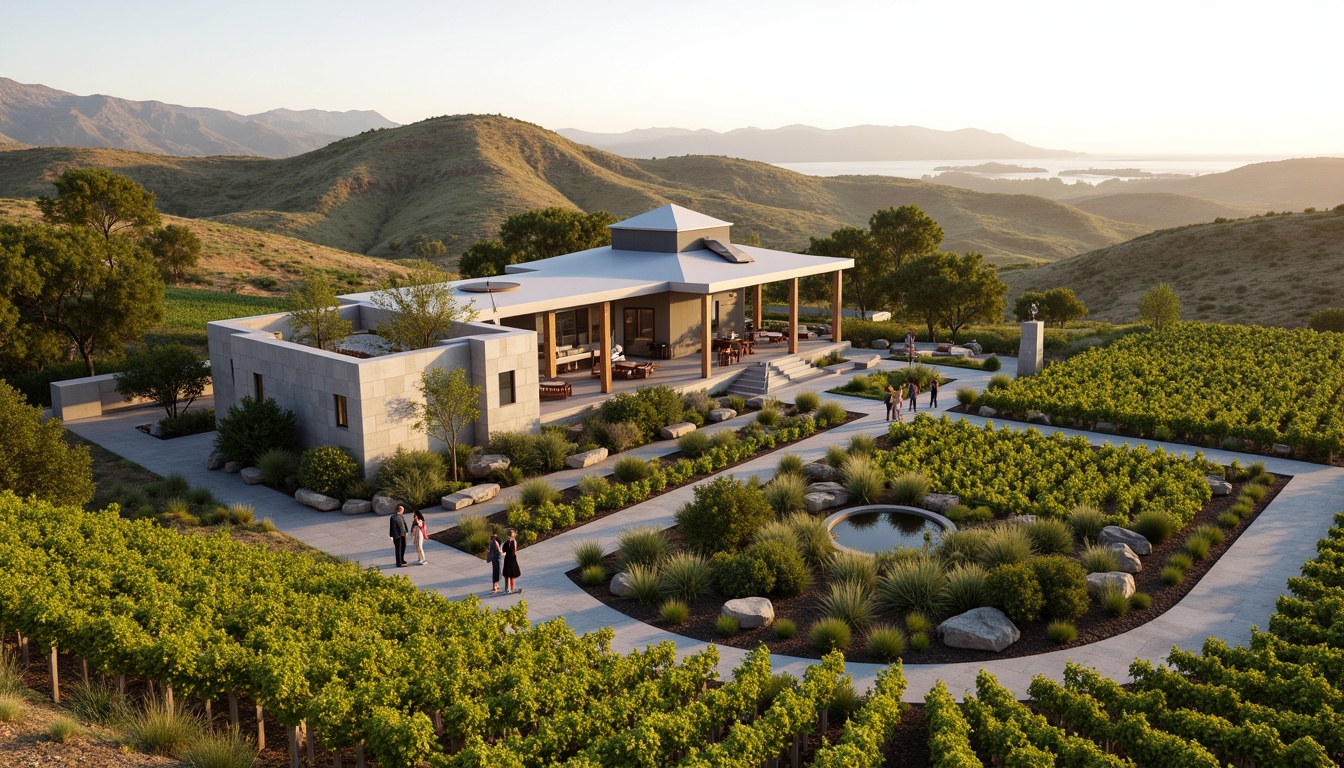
[467,453,510,479]
[1107,542,1143,573]
[372,493,399,516]
[441,493,474,511]
[1087,572,1136,600]
[149,421,164,438]
[341,499,373,515]
[978,406,998,418]
[295,488,341,512]
[1206,475,1233,496]
[747,396,770,409]
[566,447,609,469]
[806,482,850,506]
[610,572,636,598]
[804,490,847,514]
[707,408,737,423]
[223,461,244,474]
[920,493,960,514]
[1095,421,1117,434]
[1099,526,1152,556]
[1026,411,1052,425]
[1272,443,1292,457]
[938,607,1020,652]
[205,451,227,470]
[661,422,696,439]
[441,483,501,511]
[801,462,842,484]
[722,597,774,629]
[870,338,890,350]
[240,467,266,485]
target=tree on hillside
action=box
[143,224,202,284]
[1,222,164,376]
[459,208,618,278]
[935,252,1008,342]
[1308,308,1344,333]
[1014,288,1088,328]
[408,233,449,260]
[869,205,944,274]
[896,253,948,342]
[414,367,481,482]
[0,380,94,506]
[1138,283,1182,332]
[807,226,880,318]
[287,272,353,350]
[37,168,162,240]
[115,344,212,419]
[371,260,478,350]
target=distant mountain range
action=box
[557,124,1083,162]
[0,78,398,158]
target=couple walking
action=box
[486,529,522,594]
[388,504,430,567]
[884,378,938,421]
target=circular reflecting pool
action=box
[823,505,957,554]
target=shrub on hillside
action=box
[711,539,809,598]
[677,431,712,458]
[982,355,1002,371]
[676,476,773,554]
[213,396,297,465]
[0,380,95,506]
[298,445,360,498]
[256,448,301,487]
[374,448,449,507]
[601,385,686,442]
[486,430,543,475]
[1030,555,1089,621]
[985,562,1044,623]
[987,373,1012,391]
[1308,307,1344,333]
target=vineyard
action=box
[879,415,1212,522]
[0,490,908,767]
[926,512,1344,767]
[977,323,1344,460]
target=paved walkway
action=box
[66,349,1344,702]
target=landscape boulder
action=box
[747,396,769,409]
[661,422,696,439]
[149,421,164,438]
[722,597,774,629]
[1099,525,1151,556]
[708,408,737,423]
[295,488,341,512]
[1086,572,1136,600]
[920,493,960,515]
[1273,443,1292,457]
[566,447,609,469]
[1026,411,1052,425]
[240,467,266,485]
[223,461,244,474]
[978,406,998,418]
[441,493,474,511]
[610,572,636,598]
[870,338,890,350]
[205,451,227,470]
[467,453,510,479]
[801,462,842,483]
[1095,421,1117,434]
[853,355,881,370]
[442,483,502,510]
[1107,542,1143,573]
[1206,475,1233,496]
[341,499,373,515]
[372,493,399,516]
[938,607,1020,652]
[804,484,849,514]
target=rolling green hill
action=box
[0,115,1147,268]
[1062,192,1258,229]
[1003,209,1344,327]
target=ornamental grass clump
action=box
[773,618,797,640]
[815,400,847,426]
[765,473,809,515]
[1078,543,1120,574]
[576,474,609,497]
[956,387,979,407]
[878,557,949,617]
[572,539,604,570]
[659,551,714,601]
[825,444,851,470]
[660,598,690,626]
[842,456,886,504]
[829,679,864,721]
[1218,511,1241,529]
[847,433,878,457]
[1192,524,1225,545]
[1100,586,1130,616]
[1025,517,1074,555]
[944,563,991,613]
[129,700,204,757]
[65,681,131,726]
[616,526,669,570]
[47,717,80,743]
[987,373,1012,391]
[775,453,806,477]
[888,471,930,505]
[625,563,663,605]
[789,514,835,566]
[866,624,907,662]
[937,528,990,567]
[904,612,933,635]
[613,456,655,483]
[818,581,877,629]
[0,694,22,723]
[1131,509,1176,545]
[518,478,561,508]
[1242,483,1268,502]
[1129,591,1152,610]
[677,431,712,459]
[716,613,740,637]
[580,565,607,586]
[1046,621,1078,644]
[909,632,931,652]
[794,390,821,413]
[756,406,782,427]
[1068,505,1107,543]
[1160,566,1184,586]
[183,731,257,768]
[810,617,852,651]
[829,551,880,592]
[980,525,1035,568]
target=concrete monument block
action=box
[1017,320,1044,378]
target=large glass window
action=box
[557,308,589,347]
[624,308,654,345]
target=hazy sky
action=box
[4,0,1341,155]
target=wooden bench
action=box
[539,381,572,400]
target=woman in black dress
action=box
[502,528,522,594]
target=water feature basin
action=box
[823,505,957,554]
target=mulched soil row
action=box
[567,471,1286,666]
[430,409,865,554]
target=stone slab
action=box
[938,607,1020,652]
[566,447,609,469]
[660,422,696,439]
[467,453,510,479]
[341,499,372,515]
[240,466,265,485]
[1099,525,1152,556]
[295,488,341,512]
[205,451,226,470]
[708,408,737,423]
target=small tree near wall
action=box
[286,272,353,350]
[414,367,481,482]
[115,344,212,418]
[371,260,478,351]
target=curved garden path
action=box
[67,348,1344,702]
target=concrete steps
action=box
[725,352,836,397]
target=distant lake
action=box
[773,156,1297,184]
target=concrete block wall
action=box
[49,372,214,422]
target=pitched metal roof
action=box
[608,204,732,232]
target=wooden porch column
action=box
[599,302,612,394]
[787,278,799,355]
[701,295,713,379]
[832,271,843,343]
[752,284,763,330]
[542,312,557,379]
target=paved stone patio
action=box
[66,346,1344,702]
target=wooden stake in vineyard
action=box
[228,691,240,731]
[256,703,266,751]
[49,645,59,704]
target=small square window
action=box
[499,370,516,406]
[334,394,348,428]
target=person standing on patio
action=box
[411,509,429,565]
[883,385,897,422]
[502,528,522,594]
[929,377,939,409]
[389,505,409,567]
[487,532,503,593]
[906,380,920,412]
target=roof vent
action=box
[703,238,754,264]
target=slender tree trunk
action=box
[289,724,300,768]
[228,692,239,731]
[333,745,343,768]
[17,631,28,665]
[79,656,89,684]
[256,704,266,751]
[116,675,125,695]
[49,645,60,703]
[356,742,366,768]
[433,710,443,736]
[305,722,315,766]
[79,345,96,377]
[205,699,213,732]
[164,683,174,711]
